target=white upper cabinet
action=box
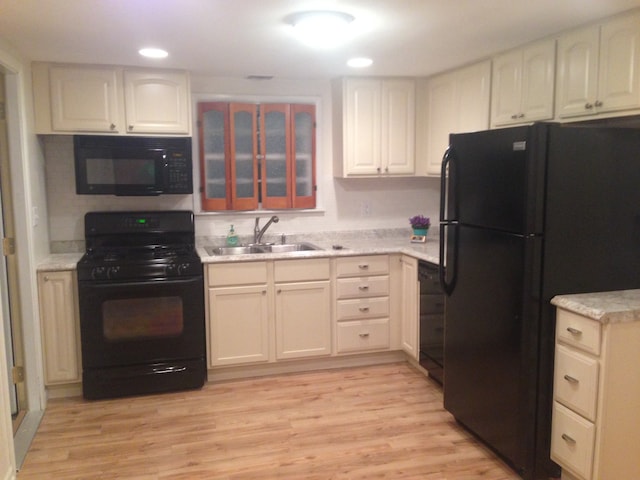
[556,12,640,119]
[33,62,191,135]
[333,78,415,177]
[491,39,556,127]
[48,66,121,133]
[123,70,190,134]
[417,60,491,176]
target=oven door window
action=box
[103,296,183,341]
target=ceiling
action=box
[2,0,640,79]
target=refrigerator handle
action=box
[439,146,453,222]
[439,223,458,296]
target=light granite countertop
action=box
[37,229,440,271]
[552,289,640,324]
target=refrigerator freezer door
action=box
[447,126,546,234]
[443,225,541,477]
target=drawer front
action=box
[336,255,389,277]
[336,318,390,353]
[551,402,595,480]
[556,309,601,356]
[336,276,390,299]
[207,261,267,287]
[336,297,390,321]
[554,344,599,421]
[274,258,330,282]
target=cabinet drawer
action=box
[207,262,267,287]
[336,276,389,299]
[336,255,389,277]
[336,318,390,353]
[274,258,330,283]
[336,297,390,321]
[551,402,595,480]
[554,344,599,421]
[556,309,601,356]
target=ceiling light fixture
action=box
[287,11,355,49]
[347,57,373,68]
[138,48,168,59]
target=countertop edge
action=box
[552,289,640,324]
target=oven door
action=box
[78,275,205,369]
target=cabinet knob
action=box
[128,125,134,131]
[358,306,370,312]
[517,113,525,119]
[377,167,381,173]
[561,433,576,445]
[585,102,594,110]
[595,100,603,107]
[358,264,369,270]
[277,289,282,294]
[44,275,49,281]
[358,285,369,291]
[511,114,518,120]
[563,374,579,384]
[359,332,370,338]
[384,166,389,173]
[109,123,116,131]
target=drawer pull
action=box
[566,327,582,336]
[563,374,579,384]
[359,307,370,312]
[359,332,370,338]
[561,433,576,445]
[358,285,369,291]
[358,264,369,270]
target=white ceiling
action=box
[2,0,640,79]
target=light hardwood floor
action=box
[18,363,519,479]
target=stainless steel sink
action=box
[261,242,320,253]
[205,245,265,256]
[205,242,322,256]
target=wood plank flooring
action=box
[18,363,519,479]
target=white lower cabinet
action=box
[37,270,81,385]
[206,258,331,367]
[207,262,269,366]
[274,259,331,360]
[335,255,391,354]
[551,308,640,480]
[399,255,419,360]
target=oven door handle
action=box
[80,276,202,288]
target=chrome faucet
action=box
[254,215,279,244]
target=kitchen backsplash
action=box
[43,135,441,250]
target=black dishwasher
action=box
[418,261,445,385]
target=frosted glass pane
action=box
[234,111,255,198]
[203,109,226,200]
[295,111,313,197]
[264,111,287,197]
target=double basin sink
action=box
[205,242,322,256]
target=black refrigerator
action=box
[438,123,640,480]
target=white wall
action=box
[44,74,441,245]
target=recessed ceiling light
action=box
[138,48,168,59]
[287,11,355,49]
[347,57,373,68]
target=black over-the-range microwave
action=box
[74,135,193,196]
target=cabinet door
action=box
[208,285,269,366]
[344,79,382,175]
[123,70,190,134]
[455,61,491,133]
[37,271,81,384]
[400,257,419,359]
[597,13,640,113]
[556,25,600,118]
[520,40,556,122]
[198,102,230,210]
[291,104,316,208]
[260,103,292,209]
[229,103,259,210]
[421,73,456,176]
[49,66,120,133]
[381,80,415,175]
[491,50,523,126]
[275,281,331,360]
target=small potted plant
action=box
[409,215,431,236]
